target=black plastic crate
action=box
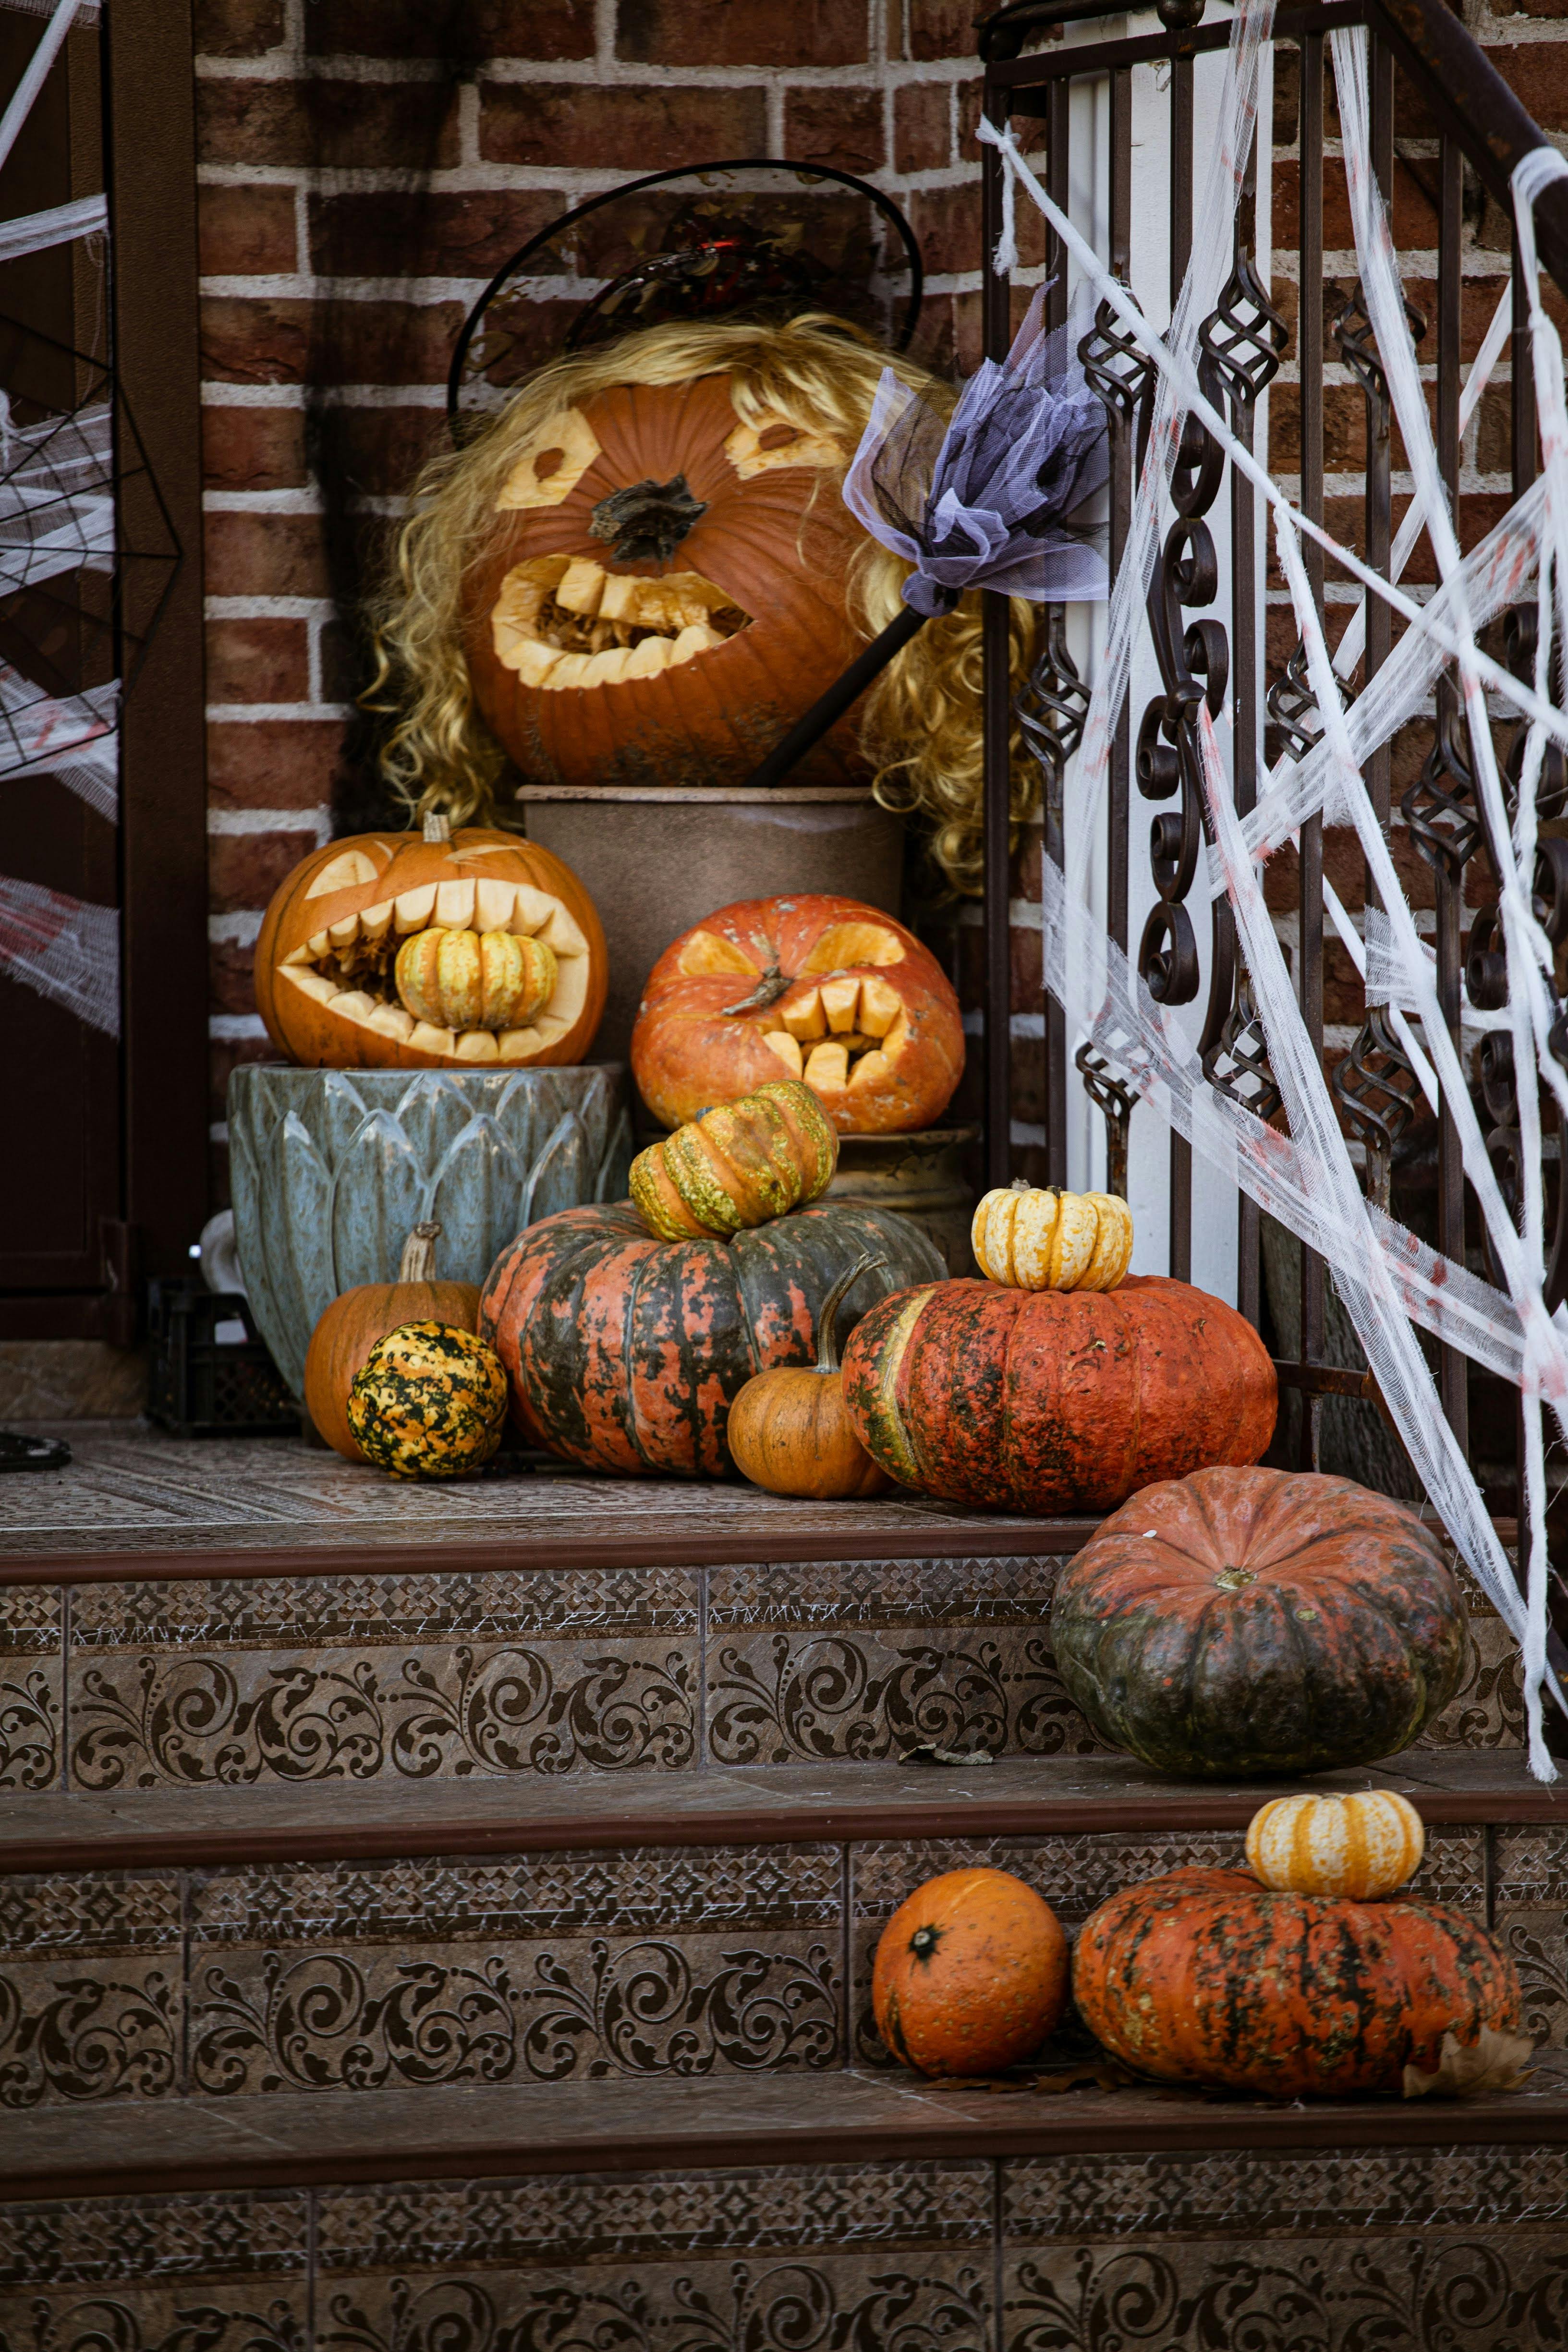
[146,1280,299,1438]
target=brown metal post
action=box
[103,0,209,1299]
[982,81,1014,1192]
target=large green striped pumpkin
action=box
[480,1201,945,1477]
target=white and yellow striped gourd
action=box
[1245,1789,1425,1900]
[971,1180,1133,1293]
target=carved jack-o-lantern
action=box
[462,375,869,790]
[254,826,608,1069]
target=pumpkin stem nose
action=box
[909,1924,944,1962]
[589,474,708,564]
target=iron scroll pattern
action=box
[1068,259,1288,1172]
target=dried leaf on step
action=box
[1402,2025,1536,2099]
[899,1744,996,1767]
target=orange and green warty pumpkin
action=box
[1074,1866,1524,2099]
[255,825,607,1070]
[1050,1466,1467,1777]
[463,375,870,791]
[479,1200,945,1479]
[347,1320,509,1478]
[840,1275,1276,1515]
[632,894,965,1136]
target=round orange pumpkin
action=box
[726,1252,892,1499]
[1074,1866,1524,2099]
[873,1867,1070,2077]
[255,822,607,1070]
[303,1222,480,1462]
[632,894,965,1135]
[841,1274,1277,1514]
[462,373,870,793]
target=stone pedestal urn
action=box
[229,1062,633,1398]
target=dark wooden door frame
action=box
[1,0,208,1344]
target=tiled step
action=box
[0,1757,1562,2112]
[0,1528,1530,1799]
[3,2064,1568,2352]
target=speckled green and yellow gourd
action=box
[346,1319,509,1478]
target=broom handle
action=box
[741,602,930,792]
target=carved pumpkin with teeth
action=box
[631,893,965,1135]
[462,374,869,790]
[254,825,608,1069]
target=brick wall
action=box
[194,0,990,1195]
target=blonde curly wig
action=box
[365,311,1042,893]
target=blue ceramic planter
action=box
[228,1063,633,1397]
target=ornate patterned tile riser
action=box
[1001,2238,1568,2350]
[5,2152,1568,2352]
[1495,1827,1568,2049]
[186,1930,843,2097]
[0,1554,1533,1794]
[9,1823,1556,2112]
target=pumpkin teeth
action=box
[490,553,751,691]
[277,880,589,1060]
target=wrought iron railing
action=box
[975,0,1568,1691]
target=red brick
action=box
[307,0,594,58]
[209,828,321,912]
[784,86,884,175]
[894,81,950,172]
[199,184,297,277]
[201,296,312,386]
[205,511,333,600]
[318,619,364,704]
[197,79,460,172]
[957,78,1044,158]
[1484,44,1568,130]
[309,188,559,279]
[1010,916,1042,1016]
[1271,155,1439,252]
[209,1036,280,1127]
[209,934,258,1018]
[208,719,348,810]
[194,0,283,57]
[910,0,978,61]
[207,618,310,705]
[910,182,1011,279]
[309,405,446,500]
[202,295,463,386]
[480,81,766,170]
[616,0,868,67]
[202,406,308,494]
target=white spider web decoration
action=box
[979,0,1568,1778]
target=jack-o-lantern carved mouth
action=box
[276,873,591,1064]
[491,553,750,692]
[691,921,912,1096]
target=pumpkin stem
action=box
[399,1222,442,1281]
[423,811,451,844]
[722,960,791,1016]
[815,1253,886,1374]
[588,473,709,565]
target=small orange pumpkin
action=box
[255,816,607,1071]
[727,1253,892,1499]
[872,1867,1070,2077]
[304,1223,479,1461]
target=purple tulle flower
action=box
[843,289,1110,615]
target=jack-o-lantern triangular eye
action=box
[496,407,602,511]
[304,848,387,899]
